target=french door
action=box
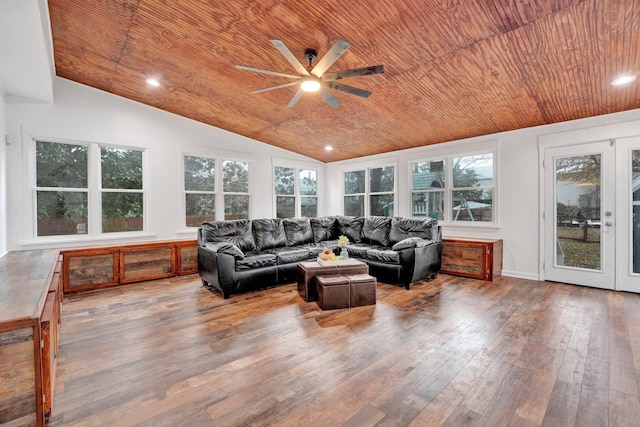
[543,137,640,292]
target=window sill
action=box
[440,222,502,230]
[18,232,159,250]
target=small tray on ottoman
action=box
[316,275,350,310]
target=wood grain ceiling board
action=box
[47,0,640,162]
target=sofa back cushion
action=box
[252,218,287,250]
[389,217,438,244]
[336,216,364,243]
[310,216,337,243]
[361,216,391,246]
[283,217,313,246]
[201,219,256,252]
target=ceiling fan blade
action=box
[326,82,371,98]
[270,39,310,76]
[250,82,300,94]
[320,88,340,108]
[311,39,351,78]
[322,65,385,81]
[236,65,301,79]
[286,89,305,108]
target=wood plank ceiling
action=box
[48,0,640,162]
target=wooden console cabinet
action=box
[62,239,198,293]
[441,238,503,281]
[0,249,61,426]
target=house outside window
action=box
[344,166,395,216]
[183,155,216,227]
[274,166,318,218]
[411,152,494,223]
[223,160,250,220]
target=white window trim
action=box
[342,161,397,216]
[409,145,499,228]
[22,136,151,246]
[272,158,323,218]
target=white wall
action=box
[5,77,323,251]
[326,108,640,280]
[0,93,7,257]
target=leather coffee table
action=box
[297,259,369,302]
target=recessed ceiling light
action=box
[146,78,161,87]
[325,145,333,151]
[611,75,636,86]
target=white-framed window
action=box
[344,165,395,216]
[223,160,250,220]
[411,152,495,223]
[273,166,318,218]
[183,154,216,227]
[33,139,146,238]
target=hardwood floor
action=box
[48,274,640,426]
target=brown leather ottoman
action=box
[316,275,350,310]
[347,274,377,307]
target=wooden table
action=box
[441,237,503,281]
[297,259,369,302]
[0,249,61,427]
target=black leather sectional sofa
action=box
[197,215,442,299]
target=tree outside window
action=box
[344,167,395,216]
[184,155,216,227]
[223,160,250,220]
[35,141,88,236]
[101,147,144,232]
[344,170,365,216]
[274,167,318,218]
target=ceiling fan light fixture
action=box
[611,74,636,86]
[300,78,321,92]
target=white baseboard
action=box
[501,270,539,281]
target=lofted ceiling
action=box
[47,0,640,162]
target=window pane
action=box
[345,170,365,194]
[370,166,394,193]
[184,156,215,192]
[36,141,87,188]
[224,194,249,220]
[276,196,295,218]
[301,197,317,217]
[102,192,143,232]
[274,166,294,195]
[344,195,364,217]
[223,160,249,193]
[370,194,394,216]
[633,150,640,273]
[413,161,445,190]
[453,154,493,188]
[412,191,444,219]
[101,147,143,189]
[452,190,492,222]
[185,194,215,227]
[36,191,88,236]
[300,169,317,195]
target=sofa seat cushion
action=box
[301,245,325,256]
[283,217,313,246]
[365,248,400,264]
[253,218,287,250]
[273,248,315,264]
[345,243,377,259]
[235,253,277,271]
[201,219,256,252]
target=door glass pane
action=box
[555,154,601,270]
[632,150,640,273]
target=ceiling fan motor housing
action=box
[304,48,318,66]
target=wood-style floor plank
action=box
[47,274,640,426]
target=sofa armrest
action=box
[203,242,245,259]
[391,237,430,251]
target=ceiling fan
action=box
[236,39,384,108]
